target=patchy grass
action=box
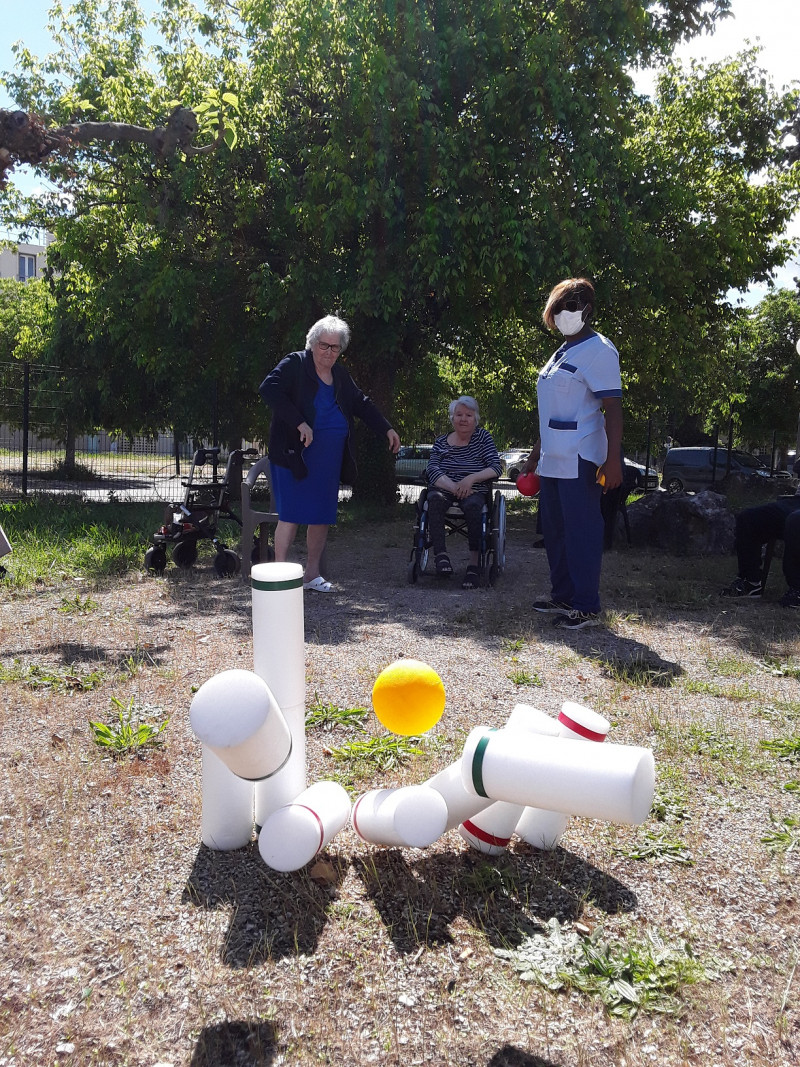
[495,919,721,1019]
[0,498,163,585]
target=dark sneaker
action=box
[533,598,571,614]
[553,610,601,630]
[721,577,763,599]
[779,588,800,609]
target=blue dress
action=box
[270,381,349,524]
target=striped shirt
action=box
[426,427,502,496]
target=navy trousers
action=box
[539,457,604,613]
[736,497,800,588]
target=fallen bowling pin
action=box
[190,669,292,781]
[258,781,352,872]
[352,785,448,848]
[514,702,610,850]
[459,704,561,855]
[426,704,558,833]
[460,726,654,826]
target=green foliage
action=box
[759,656,800,680]
[3,1,796,479]
[599,653,678,687]
[305,694,368,731]
[650,787,689,823]
[495,918,719,1018]
[88,695,168,759]
[759,736,800,762]
[506,668,542,688]
[761,812,800,854]
[711,290,800,446]
[0,658,104,692]
[619,830,693,864]
[0,279,55,364]
[327,734,423,785]
[0,499,161,585]
[58,593,99,614]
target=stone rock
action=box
[625,489,735,555]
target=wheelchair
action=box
[407,484,507,586]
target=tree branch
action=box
[1,106,219,187]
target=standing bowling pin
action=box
[250,562,307,825]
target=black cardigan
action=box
[259,350,392,484]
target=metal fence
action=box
[0,361,208,503]
[1,360,793,503]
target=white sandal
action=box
[303,576,333,592]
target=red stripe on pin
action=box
[558,710,607,743]
[296,804,325,854]
[351,795,365,840]
[461,820,511,848]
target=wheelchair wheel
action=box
[409,490,431,578]
[488,491,507,585]
[172,539,198,568]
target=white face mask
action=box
[554,308,586,336]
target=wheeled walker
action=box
[145,446,258,577]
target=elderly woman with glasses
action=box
[520,277,623,628]
[259,315,400,592]
[425,396,503,589]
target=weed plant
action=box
[327,735,423,787]
[619,831,693,864]
[507,668,543,687]
[761,813,800,854]
[88,695,169,759]
[495,918,719,1019]
[0,658,104,692]
[305,695,368,731]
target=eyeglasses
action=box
[317,342,342,353]
[559,298,584,313]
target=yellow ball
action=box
[371,659,446,736]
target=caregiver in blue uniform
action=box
[521,278,623,629]
[259,315,400,592]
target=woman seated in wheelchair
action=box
[425,396,503,588]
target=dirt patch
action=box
[1,507,798,1065]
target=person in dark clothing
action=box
[720,458,800,608]
[259,315,400,592]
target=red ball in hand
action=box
[516,472,540,497]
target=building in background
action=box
[0,237,51,282]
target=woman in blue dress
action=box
[259,316,400,591]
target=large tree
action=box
[2,0,798,492]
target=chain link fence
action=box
[0,361,220,503]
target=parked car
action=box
[661,447,772,494]
[394,444,433,482]
[499,447,534,482]
[623,457,659,491]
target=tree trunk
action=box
[347,332,403,505]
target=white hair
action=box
[306,315,351,351]
[449,396,480,425]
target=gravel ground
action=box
[1,504,798,1066]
